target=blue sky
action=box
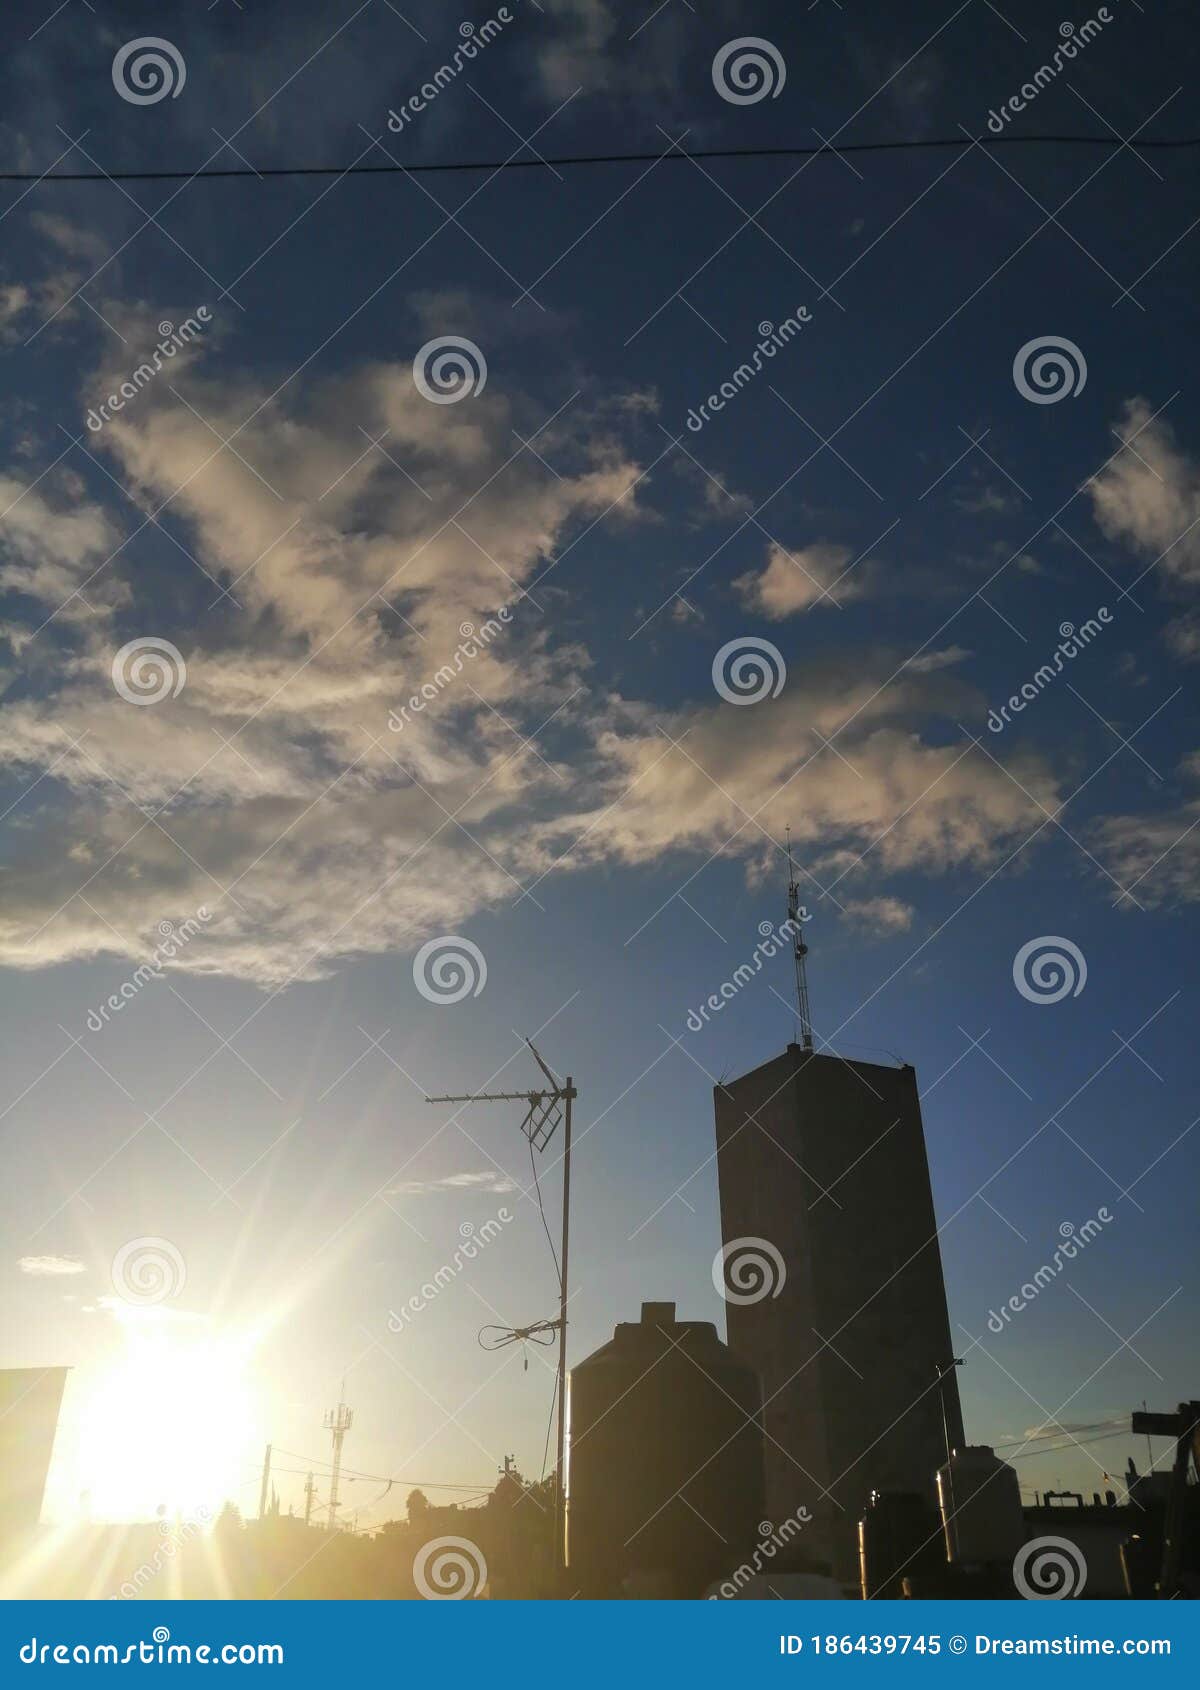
[0,0,1197,1528]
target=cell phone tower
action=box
[786,827,813,1052]
[322,1393,353,1532]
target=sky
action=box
[0,0,1197,1530]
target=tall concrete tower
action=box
[713,1042,963,1579]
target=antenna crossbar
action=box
[425,1090,546,1104]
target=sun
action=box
[76,1310,262,1522]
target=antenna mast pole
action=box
[555,1075,572,1574]
[786,827,813,1052]
[426,1040,576,1580]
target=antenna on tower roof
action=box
[322,1390,353,1533]
[785,827,813,1053]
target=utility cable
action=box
[1002,1430,1135,1460]
[269,1447,488,1490]
[528,1133,561,1289]
[540,1366,558,1484]
[2,133,1199,186]
[478,1316,560,1353]
[992,1419,1127,1451]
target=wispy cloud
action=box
[0,304,1067,988]
[1088,399,1200,589]
[1093,761,1200,909]
[735,540,866,618]
[388,1171,518,1197]
[18,1254,86,1276]
[841,897,915,935]
[83,1295,205,1327]
[908,646,971,674]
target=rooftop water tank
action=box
[567,1301,764,1597]
[858,1490,942,1599]
[937,1445,1023,1567]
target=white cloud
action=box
[954,482,1017,516]
[907,646,971,674]
[1165,613,1200,661]
[1087,400,1200,589]
[0,248,88,344]
[0,473,120,611]
[525,663,1059,880]
[534,0,688,102]
[0,283,30,341]
[18,1254,86,1276]
[0,322,648,984]
[29,212,111,267]
[734,541,866,618]
[0,309,1066,988]
[388,1171,518,1196]
[841,896,915,935]
[85,1295,206,1327]
[1094,780,1200,909]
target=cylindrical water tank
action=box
[567,1301,764,1598]
[937,1445,1023,1566]
[858,1490,941,1599]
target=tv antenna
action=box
[786,827,814,1052]
[425,1038,576,1576]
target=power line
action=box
[2,133,1199,187]
[993,1418,1127,1451]
[527,1133,561,1287]
[539,1366,557,1485]
[270,1446,490,1491]
[257,1465,485,1489]
[1003,1431,1134,1461]
[478,1317,560,1353]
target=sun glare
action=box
[75,1313,261,1522]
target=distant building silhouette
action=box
[0,1366,67,1544]
[714,1045,962,1579]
